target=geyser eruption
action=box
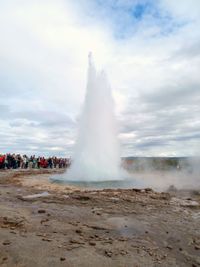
[66,53,122,181]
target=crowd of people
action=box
[0,154,71,170]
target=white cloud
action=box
[0,0,200,156]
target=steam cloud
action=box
[65,53,123,181]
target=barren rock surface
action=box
[0,169,200,267]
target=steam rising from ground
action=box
[126,157,200,191]
[65,53,123,181]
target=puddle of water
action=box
[107,217,145,237]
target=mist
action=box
[124,157,200,191]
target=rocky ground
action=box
[0,169,200,267]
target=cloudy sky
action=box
[0,0,200,157]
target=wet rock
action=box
[1,225,8,229]
[3,240,11,245]
[105,250,112,257]
[75,229,82,234]
[166,245,173,250]
[38,209,46,214]
[40,218,49,224]
[148,251,154,256]
[192,238,200,245]
[118,237,127,241]
[89,241,96,246]
[42,238,52,242]
[151,193,170,200]
[73,195,91,201]
[120,250,128,255]
[66,244,82,251]
[69,221,79,226]
[36,233,46,237]
[103,240,113,244]
[70,239,85,245]
[90,225,107,230]
[145,188,153,193]
[132,188,142,193]
[160,192,171,200]
[10,231,17,234]
[91,207,103,212]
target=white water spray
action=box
[66,53,122,181]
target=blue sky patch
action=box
[132,3,147,19]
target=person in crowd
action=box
[0,154,5,169]
[47,157,53,168]
[0,153,71,170]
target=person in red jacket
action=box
[0,154,5,169]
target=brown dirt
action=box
[0,169,200,267]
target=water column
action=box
[66,53,122,181]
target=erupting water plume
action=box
[66,53,122,181]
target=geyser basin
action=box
[61,53,125,182]
[50,174,142,190]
